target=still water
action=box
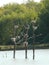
[0,49,49,65]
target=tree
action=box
[37,0,49,43]
[0,1,41,45]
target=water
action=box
[0,49,49,65]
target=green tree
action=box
[37,0,49,43]
[0,1,42,45]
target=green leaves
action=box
[37,0,49,43]
[0,1,42,45]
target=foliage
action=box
[0,0,49,45]
[37,0,49,43]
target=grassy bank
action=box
[0,44,49,51]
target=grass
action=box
[0,43,49,51]
[0,45,14,50]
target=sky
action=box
[34,0,41,2]
[0,0,41,7]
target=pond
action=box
[0,49,49,65]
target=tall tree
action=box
[37,0,49,43]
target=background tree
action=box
[0,0,49,45]
[37,0,49,43]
